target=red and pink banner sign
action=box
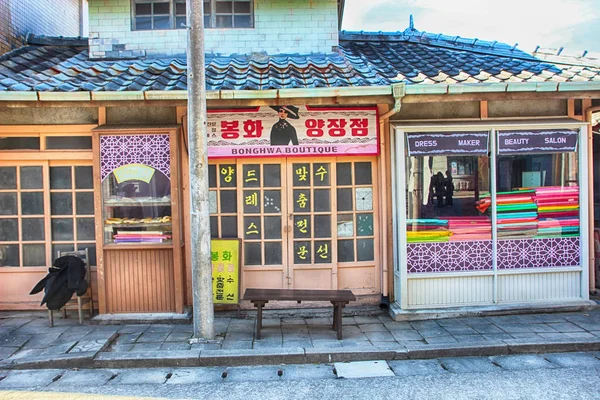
[207,106,379,158]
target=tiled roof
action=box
[0,29,599,92]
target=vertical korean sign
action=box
[207,106,379,158]
[211,239,240,304]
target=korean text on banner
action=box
[211,239,240,304]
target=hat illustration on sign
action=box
[270,105,300,119]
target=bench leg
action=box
[254,301,265,340]
[77,296,83,324]
[332,302,338,331]
[335,303,343,340]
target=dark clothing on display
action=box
[270,119,298,145]
[444,174,454,206]
[30,256,88,310]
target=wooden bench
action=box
[243,288,356,340]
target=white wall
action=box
[88,0,339,58]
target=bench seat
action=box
[243,288,356,340]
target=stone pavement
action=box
[1,308,600,370]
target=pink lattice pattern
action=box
[497,237,580,269]
[100,135,171,180]
[407,241,493,273]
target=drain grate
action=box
[333,360,395,379]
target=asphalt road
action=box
[1,352,600,400]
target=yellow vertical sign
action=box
[211,239,240,304]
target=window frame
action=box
[131,0,254,31]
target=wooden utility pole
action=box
[187,0,214,339]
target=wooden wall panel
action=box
[338,265,378,295]
[498,271,581,303]
[0,271,47,310]
[104,248,175,313]
[242,269,284,290]
[407,275,494,308]
[0,269,101,311]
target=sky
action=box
[341,0,600,54]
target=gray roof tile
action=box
[0,28,599,93]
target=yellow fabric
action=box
[407,231,452,239]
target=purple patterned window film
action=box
[407,240,492,273]
[100,135,170,181]
[497,237,580,269]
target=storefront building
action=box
[1,24,600,316]
[390,120,589,312]
[206,106,382,301]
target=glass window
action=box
[50,167,72,189]
[495,151,579,240]
[21,192,44,215]
[102,167,172,245]
[406,149,491,243]
[0,137,40,150]
[132,0,253,30]
[0,244,19,267]
[20,167,43,189]
[50,165,96,266]
[0,167,17,189]
[336,161,376,263]
[0,193,17,215]
[0,165,97,268]
[22,218,44,241]
[0,219,18,241]
[45,136,92,150]
[210,163,239,240]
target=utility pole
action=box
[187,0,214,340]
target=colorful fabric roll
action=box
[406,219,450,243]
[495,189,538,239]
[534,186,579,238]
[446,216,492,241]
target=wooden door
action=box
[286,160,336,289]
[209,157,380,295]
[237,162,288,290]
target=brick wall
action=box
[0,0,82,54]
[88,0,339,59]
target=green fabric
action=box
[497,204,537,211]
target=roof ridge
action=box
[531,47,600,68]
[339,29,537,61]
[25,33,88,47]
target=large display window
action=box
[492,129,580,270]
[404,132,492,273]
[100,134,173,245]
[401,127,583,275]
[406,153,491,243]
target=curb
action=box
[390,301,600,322]
[3,339,600,370]
[0,332,118,371]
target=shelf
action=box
[104,242,174,250]
[104,222,172,230]
[104,201,171,207]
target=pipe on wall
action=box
[584,104,600,292]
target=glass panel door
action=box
[287,161,335,289]
[241,163,285,267]
[0,165,46,267]
[210,158,378,292]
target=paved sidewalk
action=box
[1,308,600,369]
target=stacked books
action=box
[535,186,579,237]
[446,217,492,241]
[113,231,172,243]
[406,219,450,243]
[496,190,538,239]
